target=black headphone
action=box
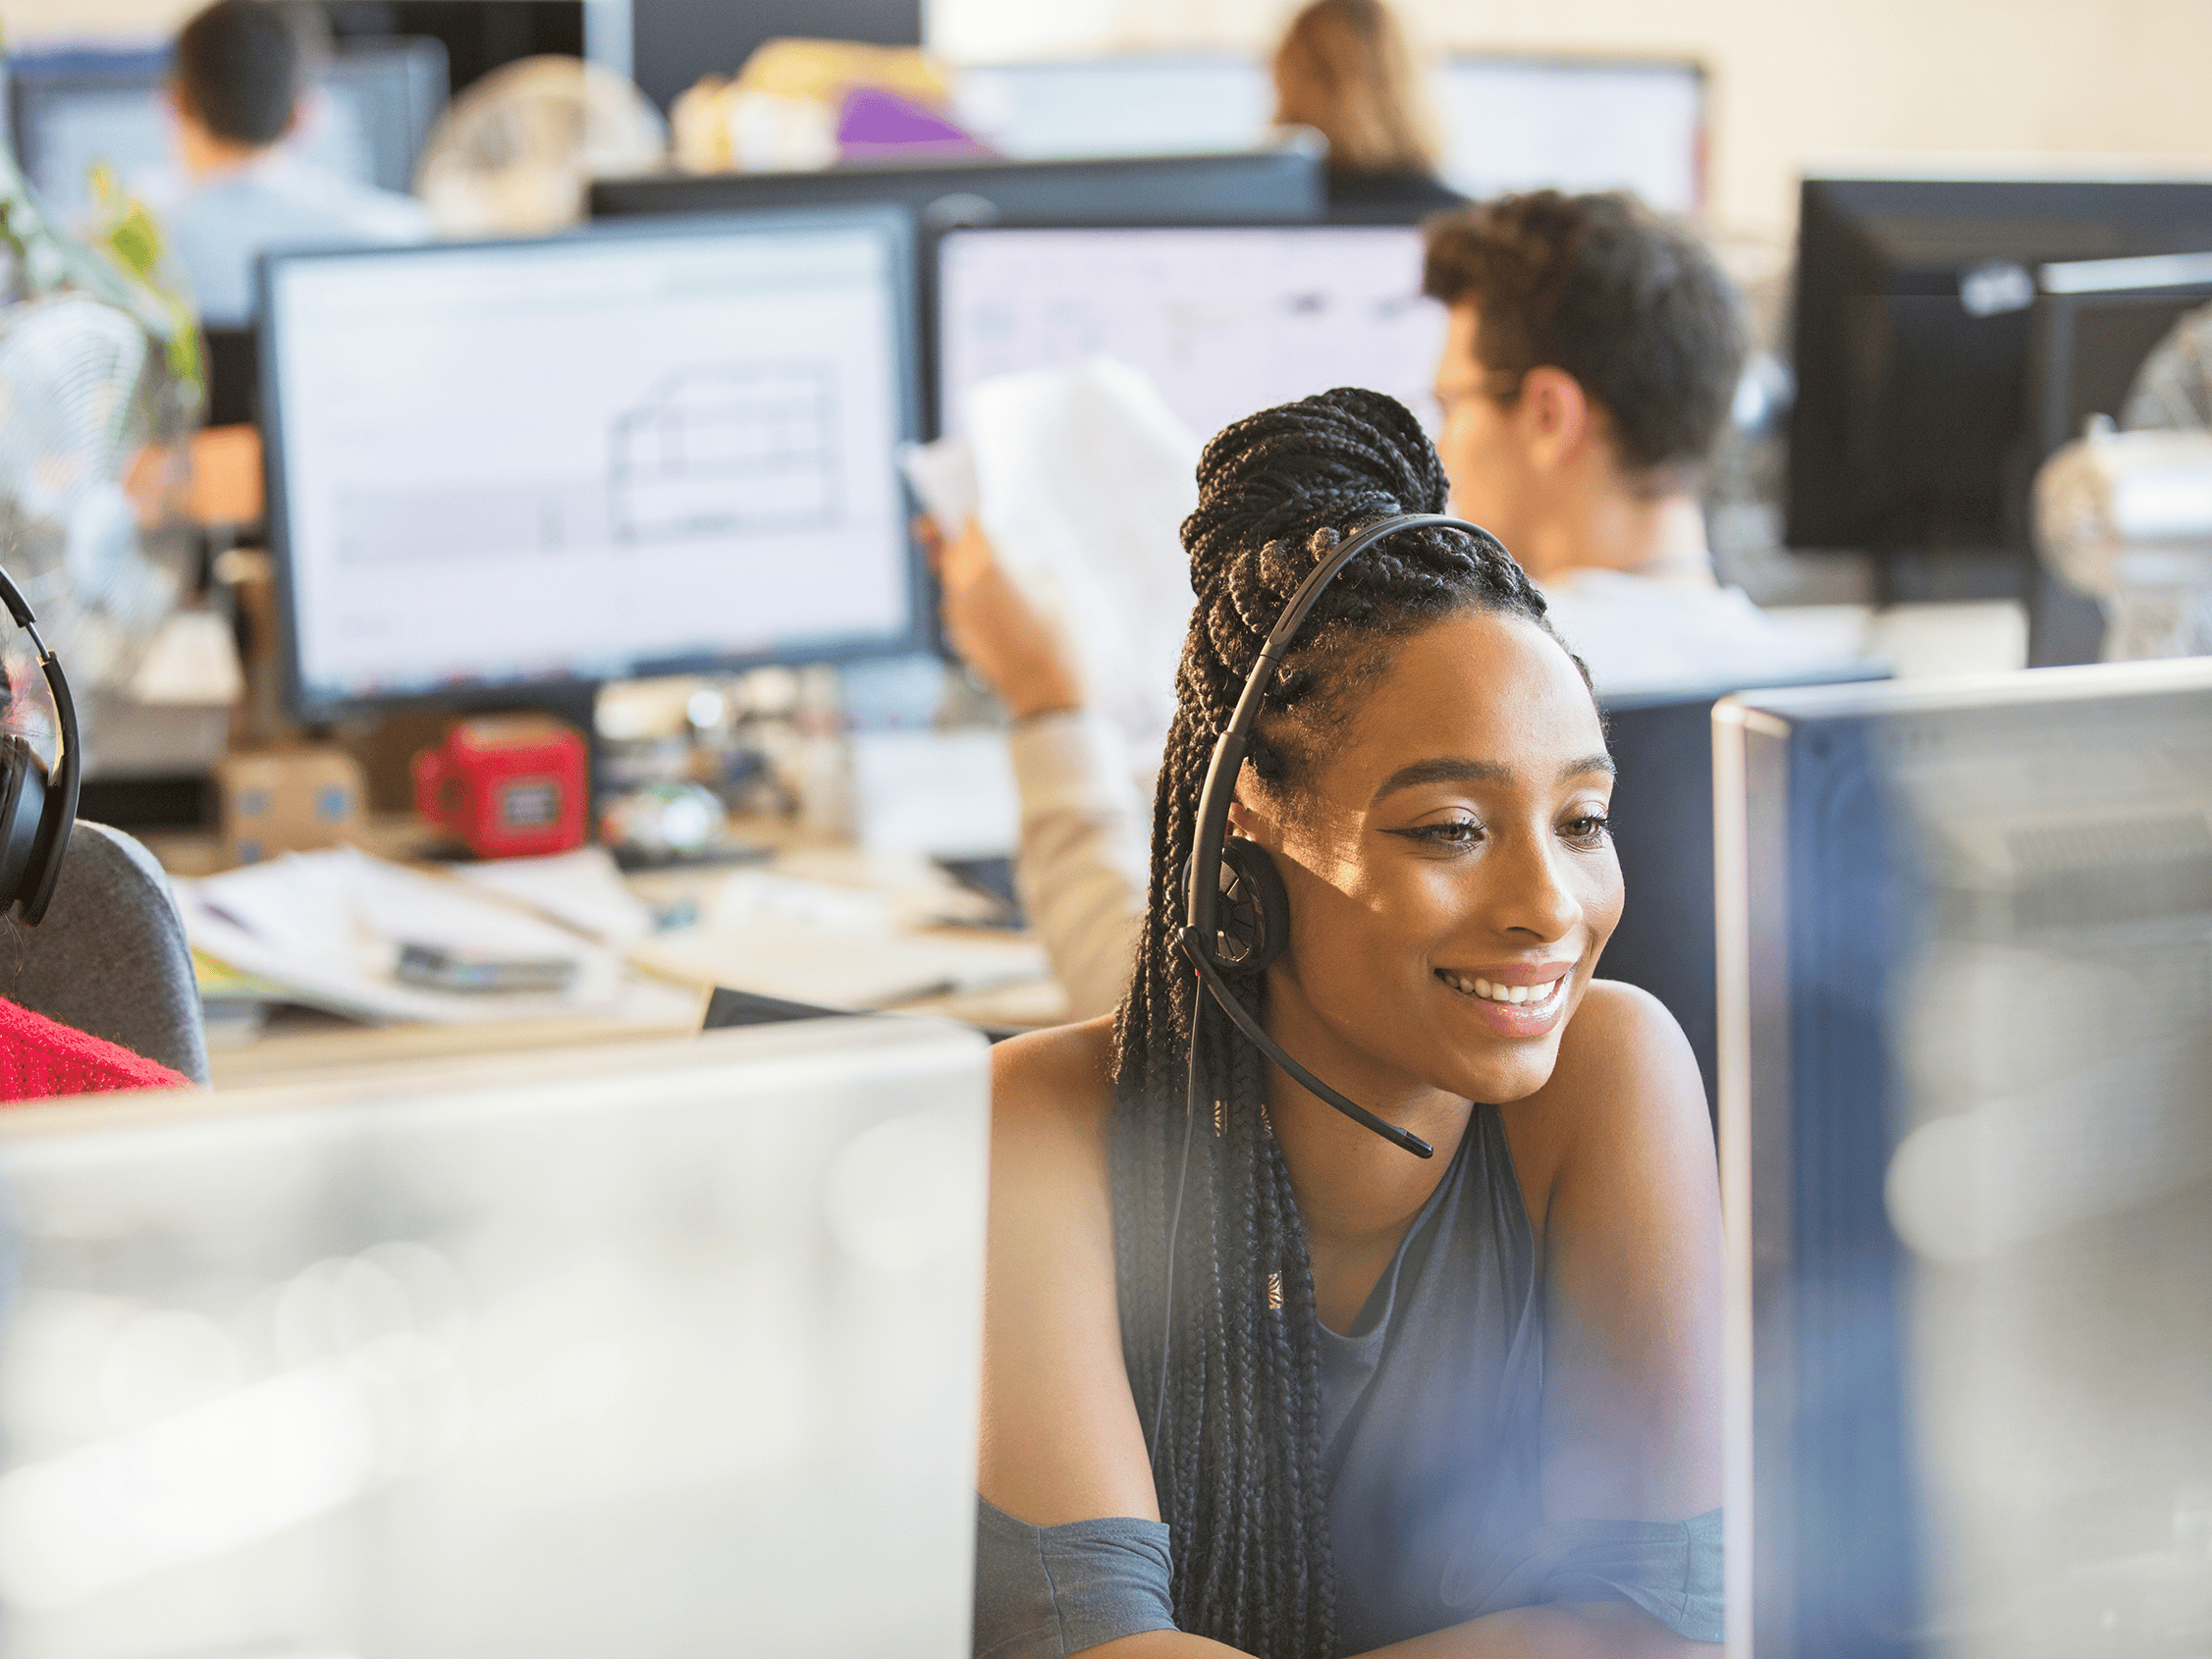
[1178,511,1505,1160]
[0,565,82,927]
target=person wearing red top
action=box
[0,994,190,1103]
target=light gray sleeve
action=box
[1006,711,1149,1022]
[973,1496,1176,1659]
[1443,1509,1723,1644]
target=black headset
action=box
[0,565,81,927]
[1149,512,1492,1457]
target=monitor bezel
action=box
[256,204,929,725]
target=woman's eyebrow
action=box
[1372,752,1615,804]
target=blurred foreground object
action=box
[670,38,982,174]
[1717,661,2212,1659]
[0,1019,990,1655]
[2036,417,2212,659]
[414,56,668,236]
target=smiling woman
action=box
[976,390,1721,1659]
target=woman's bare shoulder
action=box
[1497,980,1708,1236]
[992,1013,1120,1138]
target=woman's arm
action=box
[978,1021,1161,1527]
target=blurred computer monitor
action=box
[1595,662,1886,1128]
[7,38,447,223]
[1785,176,2212,592]
[2023,250,2212,666]
[259,207,924,721]
[935,223,1446,441]
[944,53,1705,218]
[0,1017,990,1656]
[586,141,1326,232]
[1715,660,2212,1658]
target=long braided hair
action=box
[1108,388,1568,1658]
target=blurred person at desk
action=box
[1270,0,1464,223]
[161,0,430,328]
[975,390,1720,1658]
[938,190,1842,1018]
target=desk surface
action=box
[147,817,1065,1089]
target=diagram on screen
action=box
[609,362,840,544]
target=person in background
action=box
[163,0,430,327]
[1270,0,1464,224]
[939,190,1838,1018]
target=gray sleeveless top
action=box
[975,1105,1721,1657]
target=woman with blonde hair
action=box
[1271,0,1463,222]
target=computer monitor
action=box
[1595,662,1885,1129]
[0,1017,991,1656]
[935,223,1446,442]
[1714,660,2212,1658]
[258,207,923,721]
[2023,250,2212,666]
[6,38,447,223]
[1785,176,2212,586]
[587,141,1326,232]
[944,53,1706,218]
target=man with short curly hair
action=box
[1422,189,1745,585]
[164,0,429,327]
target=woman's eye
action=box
[1408,819,1483,846]
[1562,814,1612,845]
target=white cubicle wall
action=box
[951,52,1706,217]
[0,1018,991,1659]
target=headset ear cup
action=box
[1214,837,1292,975]
[0,735,45,919]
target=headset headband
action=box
[1182,512,1486,945]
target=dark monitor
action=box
[1596,662,1886,1129]
[586,142,1325,232]
[257,207,924,722]
[2023,250,2212,666]
[1716,660,2212,1657]
[1785,177,2212,572]
[934,222,1444,440]
[6,38,447,221]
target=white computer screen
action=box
[949,54,1705,217]
[937,225,1448,443]
[24,77,377,223]
[266,217,917,713]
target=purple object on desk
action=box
[836,87,993,161]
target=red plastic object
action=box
[413,716,587,859]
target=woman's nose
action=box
[1486,826,1585,943]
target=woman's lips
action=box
[1433,965,1573,1037]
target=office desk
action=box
[146,817,1066,1089]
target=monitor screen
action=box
[1717,661,2212,1658]
[946,53,1705,216]
[1785,175,2212,565]
[261,210,922,718]
[936,224,1447,443]
[8,40,445,222]
[2024,252,2212,666]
